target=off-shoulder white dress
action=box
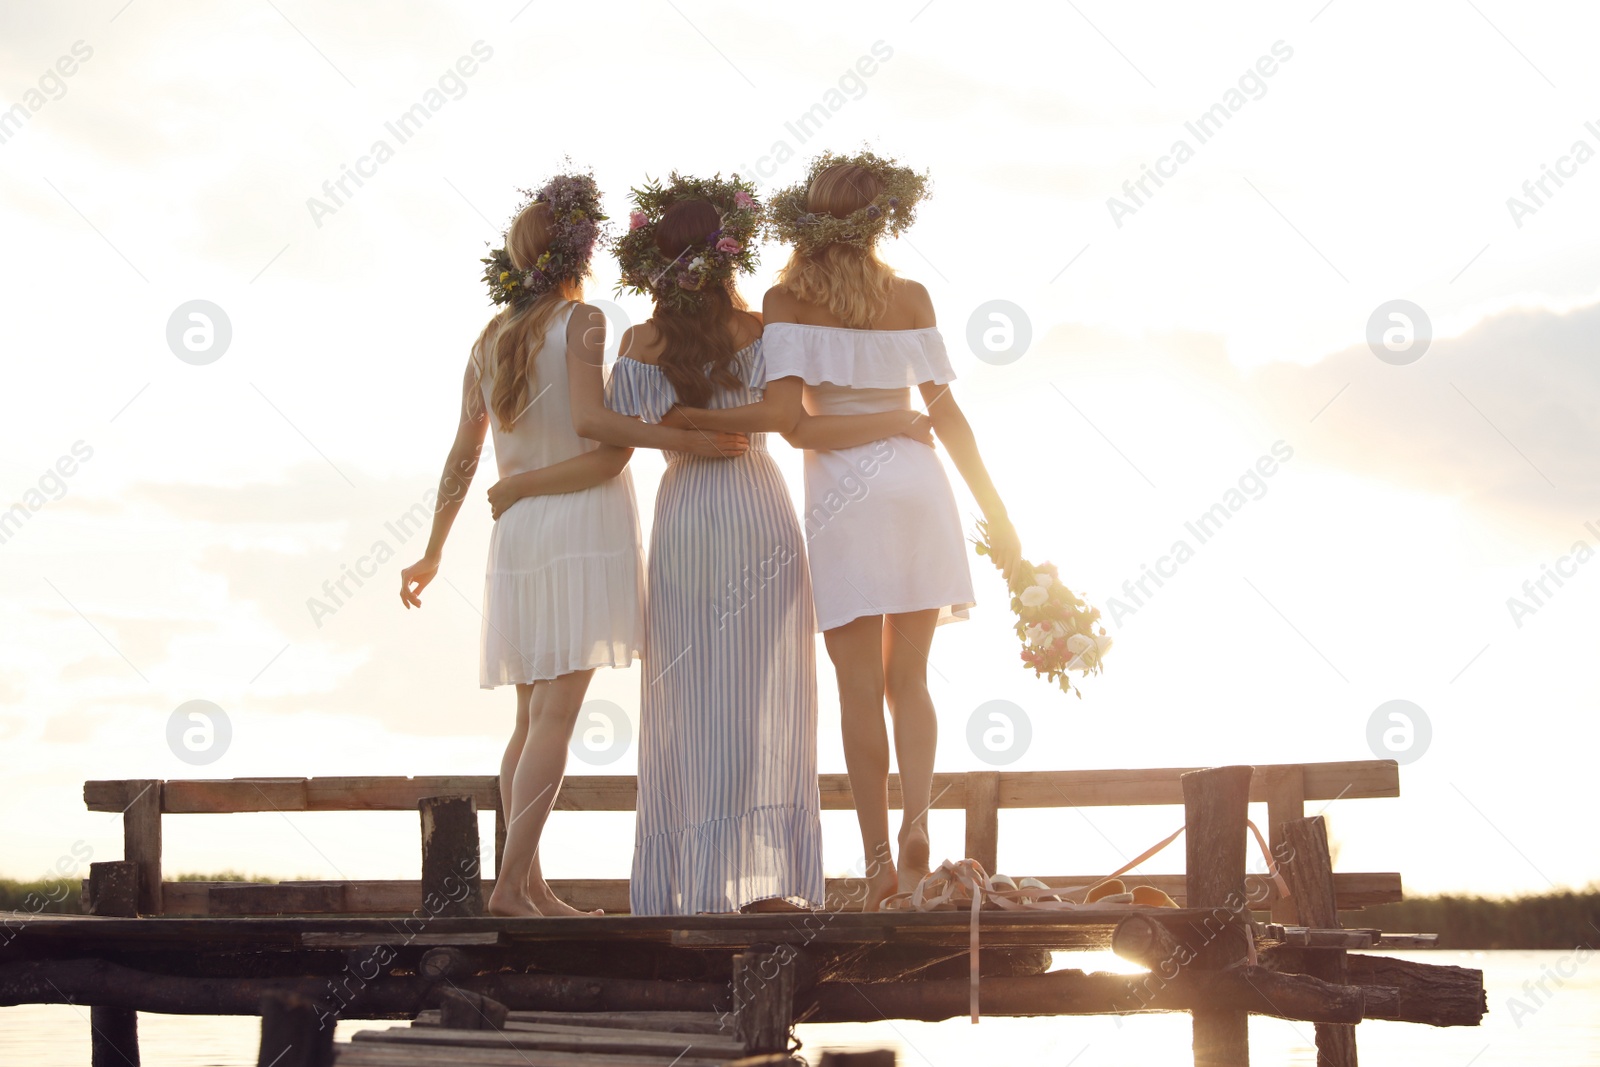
[763,323,976,632]
[475,303,644,686]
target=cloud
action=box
[1251,301,1600,525]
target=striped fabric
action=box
[607,339,826,915]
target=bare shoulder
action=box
[619,320,663,365]
[892,278,936,327]
[733,308,764,349]
[762,285,802,323]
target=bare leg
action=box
[497,685,534,897]
[824,615,896,911]
[884,609,940,894]
[487,669,599,917]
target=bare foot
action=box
[486,885,542,917]
[897,825,931,896]
[527,880,602,918]
[860,863,899,912]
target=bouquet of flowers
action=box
[975,520,1111,697]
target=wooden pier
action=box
[0,761,1487,1065]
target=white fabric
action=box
[762,322,956,389]
[769,324,975,631]
[474,303,644,685]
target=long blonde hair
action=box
[473,201,583,430]
[775,163,898,328]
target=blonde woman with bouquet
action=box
[664,152,1020,909]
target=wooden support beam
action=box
[87,861,141,1067]
[256,991,333,1067]
[1182,764,1255,1067]
[1111,913,1190,973]
[963,771,1000,873]
[419,795,484,917]
[1283,816,1358,1067]
[121,780,163,915]
[1261,949,1485,1027]
[733,948,797,1054]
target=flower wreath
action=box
[481,169,606,309]
[765,149,929,254]
[612,173,762,313]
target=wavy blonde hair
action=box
[775,163,898,328]
[473,201,583,429]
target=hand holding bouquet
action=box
[975,520,1111,698]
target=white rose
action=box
[1020,585,1048,608]
[1065,633,1094,655]
[1035,574,1054,588]
[1025,624,1049,645]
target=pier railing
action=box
[82,760,1401,918]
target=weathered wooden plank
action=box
[83,762,1399,817]
[437,989,508,1030]
[335,1038,726,1067]
[212,884,344,916]
[153,872,1402,918]
[167,778,309,813]
[413,1009,731,1035]
[963,771,1000,874]
[354,1022,744,1058]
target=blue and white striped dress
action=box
[606,340,826,915]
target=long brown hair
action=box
[473,201,583,430]
[775,163,898,329]
[649,199,748,407]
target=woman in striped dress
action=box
[607,187,819,915]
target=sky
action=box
[1,0,1597,901]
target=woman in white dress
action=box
[399,175,742,917]
[697,153,1021,909]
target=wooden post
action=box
[1181,764,1254,1067]
[493,806,508,883]
[963,771,1000,873]
[121,780,163,915]
[419,795,484,917]
[87,861,141,1067]
[1282,816,1358,1067]
[1261,766,1305,923]
[257,991,333,1067]
[733,947,797,1054]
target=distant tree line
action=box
[1341,886,1600,949]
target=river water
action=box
[1,951,1594,1065]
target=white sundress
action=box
[762,322,976,632]
[475,303,644,686]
